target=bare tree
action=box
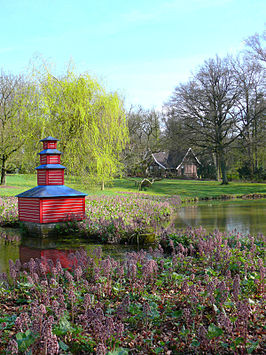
[125,106,162,175]
[0,71,37,185]
[165,56,241,184]
[233,57,266,175]
[245,31,266,63]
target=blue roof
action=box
[38,149,62,155]
[16,185,87,198]
[36,164,66,170]
[40,136,59,142]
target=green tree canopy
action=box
[38,68,128,189]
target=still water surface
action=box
[175,199,266,235]
[0,199,265,274]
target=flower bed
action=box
[79,194,177,243]
[0,195,179,243]
[0,197,18,227]
[0,228,265,354]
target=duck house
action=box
[16,136,87,236]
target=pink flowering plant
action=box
[0,194,179,244]
[0,227,265,354]
[0,197,18,227]
[79,194,177,243]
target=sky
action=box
[0,0,265,109]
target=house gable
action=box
[176,148,201,171]
[150,148,200,178]
[151,152,169,169]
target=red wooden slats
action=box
[42,206,83,211]
[40,155,60,164]
[37,170,47,185]
[40,199,43,223]
[43,142,57,149]
[18,198,40,222]
[47,170,64,185]
[19,213,40,219]
[18,197,85,223]
[42,205,83,210]
[19,198,40,205]
[48,156,60,164]
[42,206,84,210]
[41,197,85,223]
[37,170,64,185]
[42,198,83,204]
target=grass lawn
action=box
[1,174,266,200]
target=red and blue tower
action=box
[16,136,87,235]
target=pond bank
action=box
[1,193,266,242]
[182,192,266,203]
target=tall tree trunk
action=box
[246,131,254,178]
[214,152,220,181]
[220,152,228,185]
[1,155,6,185]
[254,117,258,171]
[101,180,105,191]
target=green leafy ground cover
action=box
[1,174,266,200]
[0,228,265,354]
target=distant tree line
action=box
[0,31,265,186]
[126,31,266,183]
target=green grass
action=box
[1,174,266,200]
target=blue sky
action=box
[0,0,265,109]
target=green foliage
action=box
[166,232,195,248]
[107,348,129,355]
[238,162,266,182]
[16,330,37,352]
[38,67,128,188]
[53,316,74,336]
[0,315,16,329]
[58,340,69,351]
[207,323,223,339]
[197,157,217,180]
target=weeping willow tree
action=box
[39,68,128,189]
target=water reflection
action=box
[175,199,266,235]
[0,231,144,274]
[19,246,82,270]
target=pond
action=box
[0,199,265,274]
[175,198,266,235]
[0,230,146,274]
